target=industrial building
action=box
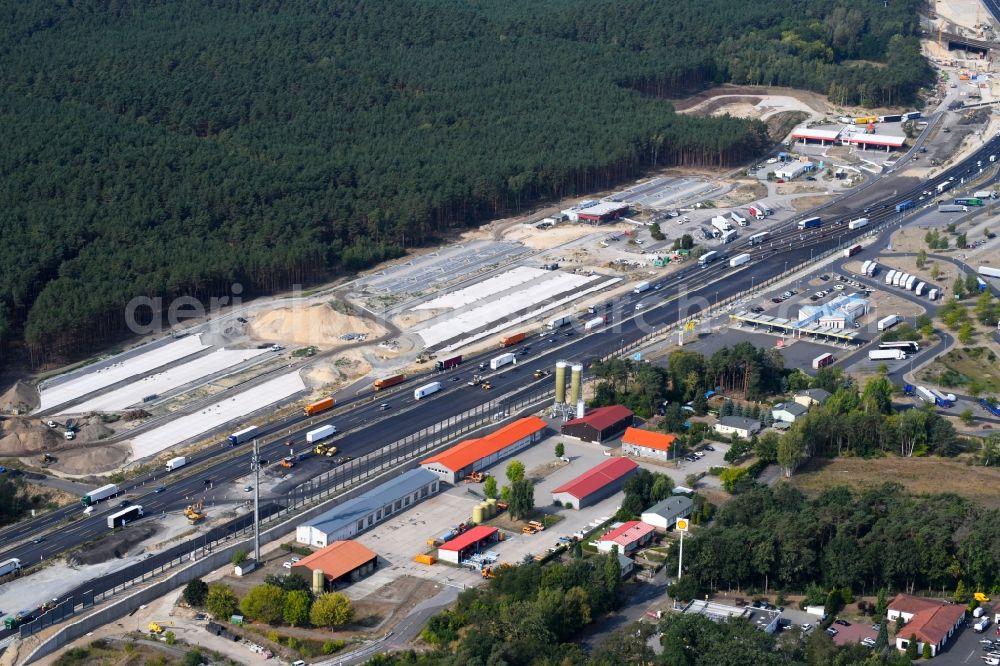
[595,520,656,555]
[291,540,378,592]
[296,468,440,547]
[790,128,841,146]
[774,161,812,181]
[551,457,639,509]
[420,416,548,484]
[680,599,782,634]
[560,405,633,443]
[641,496,694,531]
[437,525,500,564]
[620,427,677,461]
[843,134,905,151]
[575,201,631,223]
[798,294,869,328]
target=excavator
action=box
[184,500,206,524]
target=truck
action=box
[954,197,983,206]
[848,217,870,230]
[490,353,516,370]
[798,217,822,230]
[915,386,936,404]
[915,282,926,296]
[228,426,258,446]
[720,229,738,244]
[547,315,573,330]
[905,275,917,290]
[869,349,906,361]
[305,424,337,444]
[0,558,21,578]
[861,260,872,275]
[866,262,878,277]
[973,617,991,633]
[748,205,766,220]
[901,111,922,121]
[633,281,651,294]
[885,270,897,285]
[843,244,863,258]
[710,217,731,236]
[413,382,443,400]
[938,204,967,213]
[165,456,187,472]
[812,353,835,369]
[500,332,527,347]
[729,253,751,268]
[893,272,905,287]
[304,397,335,416]
[929,389,954,408]
[977,277,988,293]
[435,354,463,371]
[373,374,406,391]
[698,250,719,266]
[730,211,748,227]
[81,483,120,507]
[107,504,143,529]
[877,314,901,331]
[584,316,608,332]
[973,190,996,199]
[878,114,902,123]
[979,266,1000,279]
[927,288,939,300]
[895,199,915,213]
[936,181,953,194]
[748,232,769,246]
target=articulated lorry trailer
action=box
[413,382,443,400]
[81,483,119,506]
[868,349,906,361]
[306,424,337,444]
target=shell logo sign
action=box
[676,518,689,532]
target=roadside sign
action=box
[676,518,689,532]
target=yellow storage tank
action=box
[472,506,485,524]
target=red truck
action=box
[499,332,527,347]
[303,397,335,416]
[435,355,463,371]
[373,374,405,391]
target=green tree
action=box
[508,478,535,520]
[960,408,975,426]
[922,641,932,659]
[876,587,888,617]
[915,249,927,268]
[958,321,974,344]
[931,263,941,279]
[283,589,312,627]
[554,442,565,459]
[205,583,238,620]
[719,467,748,492]
[483,475,498,499]
[505,459,525,484]
[905,633,919,659]
[232,549,247,566]
[240,584,286,625]
[980,433,1000,466]
[183,578,209,607]
[777,429,805,478]
[650,474,674,502]
[965,271,978,293]
[310,593,354,627]
[182,651,204,666]
[874,620,888,651]
[953,276,966,299]
[953,579,970,603]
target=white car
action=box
[833,284,845,291]
[635,303,645,310]
[801,623,813,632]
[282,561,293,569]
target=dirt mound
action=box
[0,381,39,414]
[74,415,115,443]
[0,417,61,455]
[49,443,131,475]
[69,524,157,566]
[303,349,373,387]
[249,302,384,348]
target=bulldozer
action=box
[40,453,56,465]
[481,382,492,390]
[148,622,164,635]
[184,500,206,524]
[464,471,488,484]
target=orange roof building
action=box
[887,594,966,657]
[621,427,677,461]
[290,540,378,591]
[421,416,548,483]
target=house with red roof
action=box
[887,594,966,657]
[595,520,656,555]
[420,417,547,483]
[560,405,633,443]
[551,457,638,509]
[621,427,677,461]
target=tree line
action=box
[0,0,928,365]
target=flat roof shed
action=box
[437,525,499,564]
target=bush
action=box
[323,639,346,654]
[183,578,209,607]
[164,631,176,646]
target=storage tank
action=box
[555,361,567,404]
[569,364,583,405]
[482,501,494,518]
[472,505,485,524]
[312,569,325,596]
[487,498,498,515]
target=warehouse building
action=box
[576,202,631,224]
[596,520,656,555]
[291,540,378,591]
[296,468,440,547]
[420,416,547,484]
[560,405,633,443]
[774,161,812,181]
[551,457,639,509]
[641,496,694,531]
[621,427,677,462]
[437,525,500,564]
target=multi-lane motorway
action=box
[3,131,1000,637]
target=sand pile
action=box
[74,415,115,443]
[48,443,131,475]
[303,349,373,387]
[0,381,40,414]
[249,303,384,348]
[0,417,62,455]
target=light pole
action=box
[251,439,261,567]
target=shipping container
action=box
[880,341,919,353]
[698,251,719,266]
[892,272,905,287]
[812,353,835,369]
[413,382,443,400]
[861,260,872,275]
[305,424,337,444]
[885,270,897,285]
[915,282,926,296]
[584,316,608,332]
[937,204,967,213]
[228,426,258,446]
[927,288,939,300]
[848,217,870,230]
[435,355,463,371]
[499,332,527,347]
[165,456,187,471]
[878,114,902,123]
[304,397,335,416]
[979,266,1000,279]
[901,111,922,121]
[905,275,917,290]
[107,504,143,529]
[866,262,878,277]
[843,244,863,258]
[868,349,906,360]
[729,253,751,268]
[373,374,406,391]
[633,281,651,294]
[81,483,119,506]
[915,386,936,403]
[877,314,901,331]
[798,217,822,230]
[490,353,517,370]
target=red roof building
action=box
[576,202,630,223]
[561,405,633,443]
[843,135,906,150]
[791,128,842,144]
[291,540,379,591]
[596,520,656,555]
[621,427,677,461]
[421,417,547,483]
[887,594,966,657]
[551,457,639,509]
[437,525,499,564]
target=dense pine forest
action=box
[0,0,930,363]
